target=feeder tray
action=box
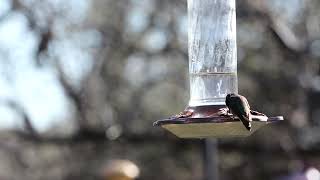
[154,105,284,138]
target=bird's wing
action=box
[235,97,249,114]
[231,97,251,122]
[240,95,250,110]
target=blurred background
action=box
[0,0,320,179]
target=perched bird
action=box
[225,93,252,131]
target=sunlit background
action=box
[1,0,320,179]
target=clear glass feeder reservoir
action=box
[188,0,238,106]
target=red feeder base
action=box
[154,105,284,138]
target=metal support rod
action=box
[202,139,218,180]
[188,0,237,178]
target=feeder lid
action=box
[153,105,284,138]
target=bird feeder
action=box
[154,0,283,138]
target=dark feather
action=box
[225,93,252,131]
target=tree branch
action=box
[2,99,39,139]
[55,61,89,131]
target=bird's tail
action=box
[239,116,252,131]
[243,121,251,131]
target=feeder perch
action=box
[153,0,283,138]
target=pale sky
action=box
[0,0,98,132]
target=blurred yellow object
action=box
[102,160,140,180]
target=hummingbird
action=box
[225,93,252,131]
